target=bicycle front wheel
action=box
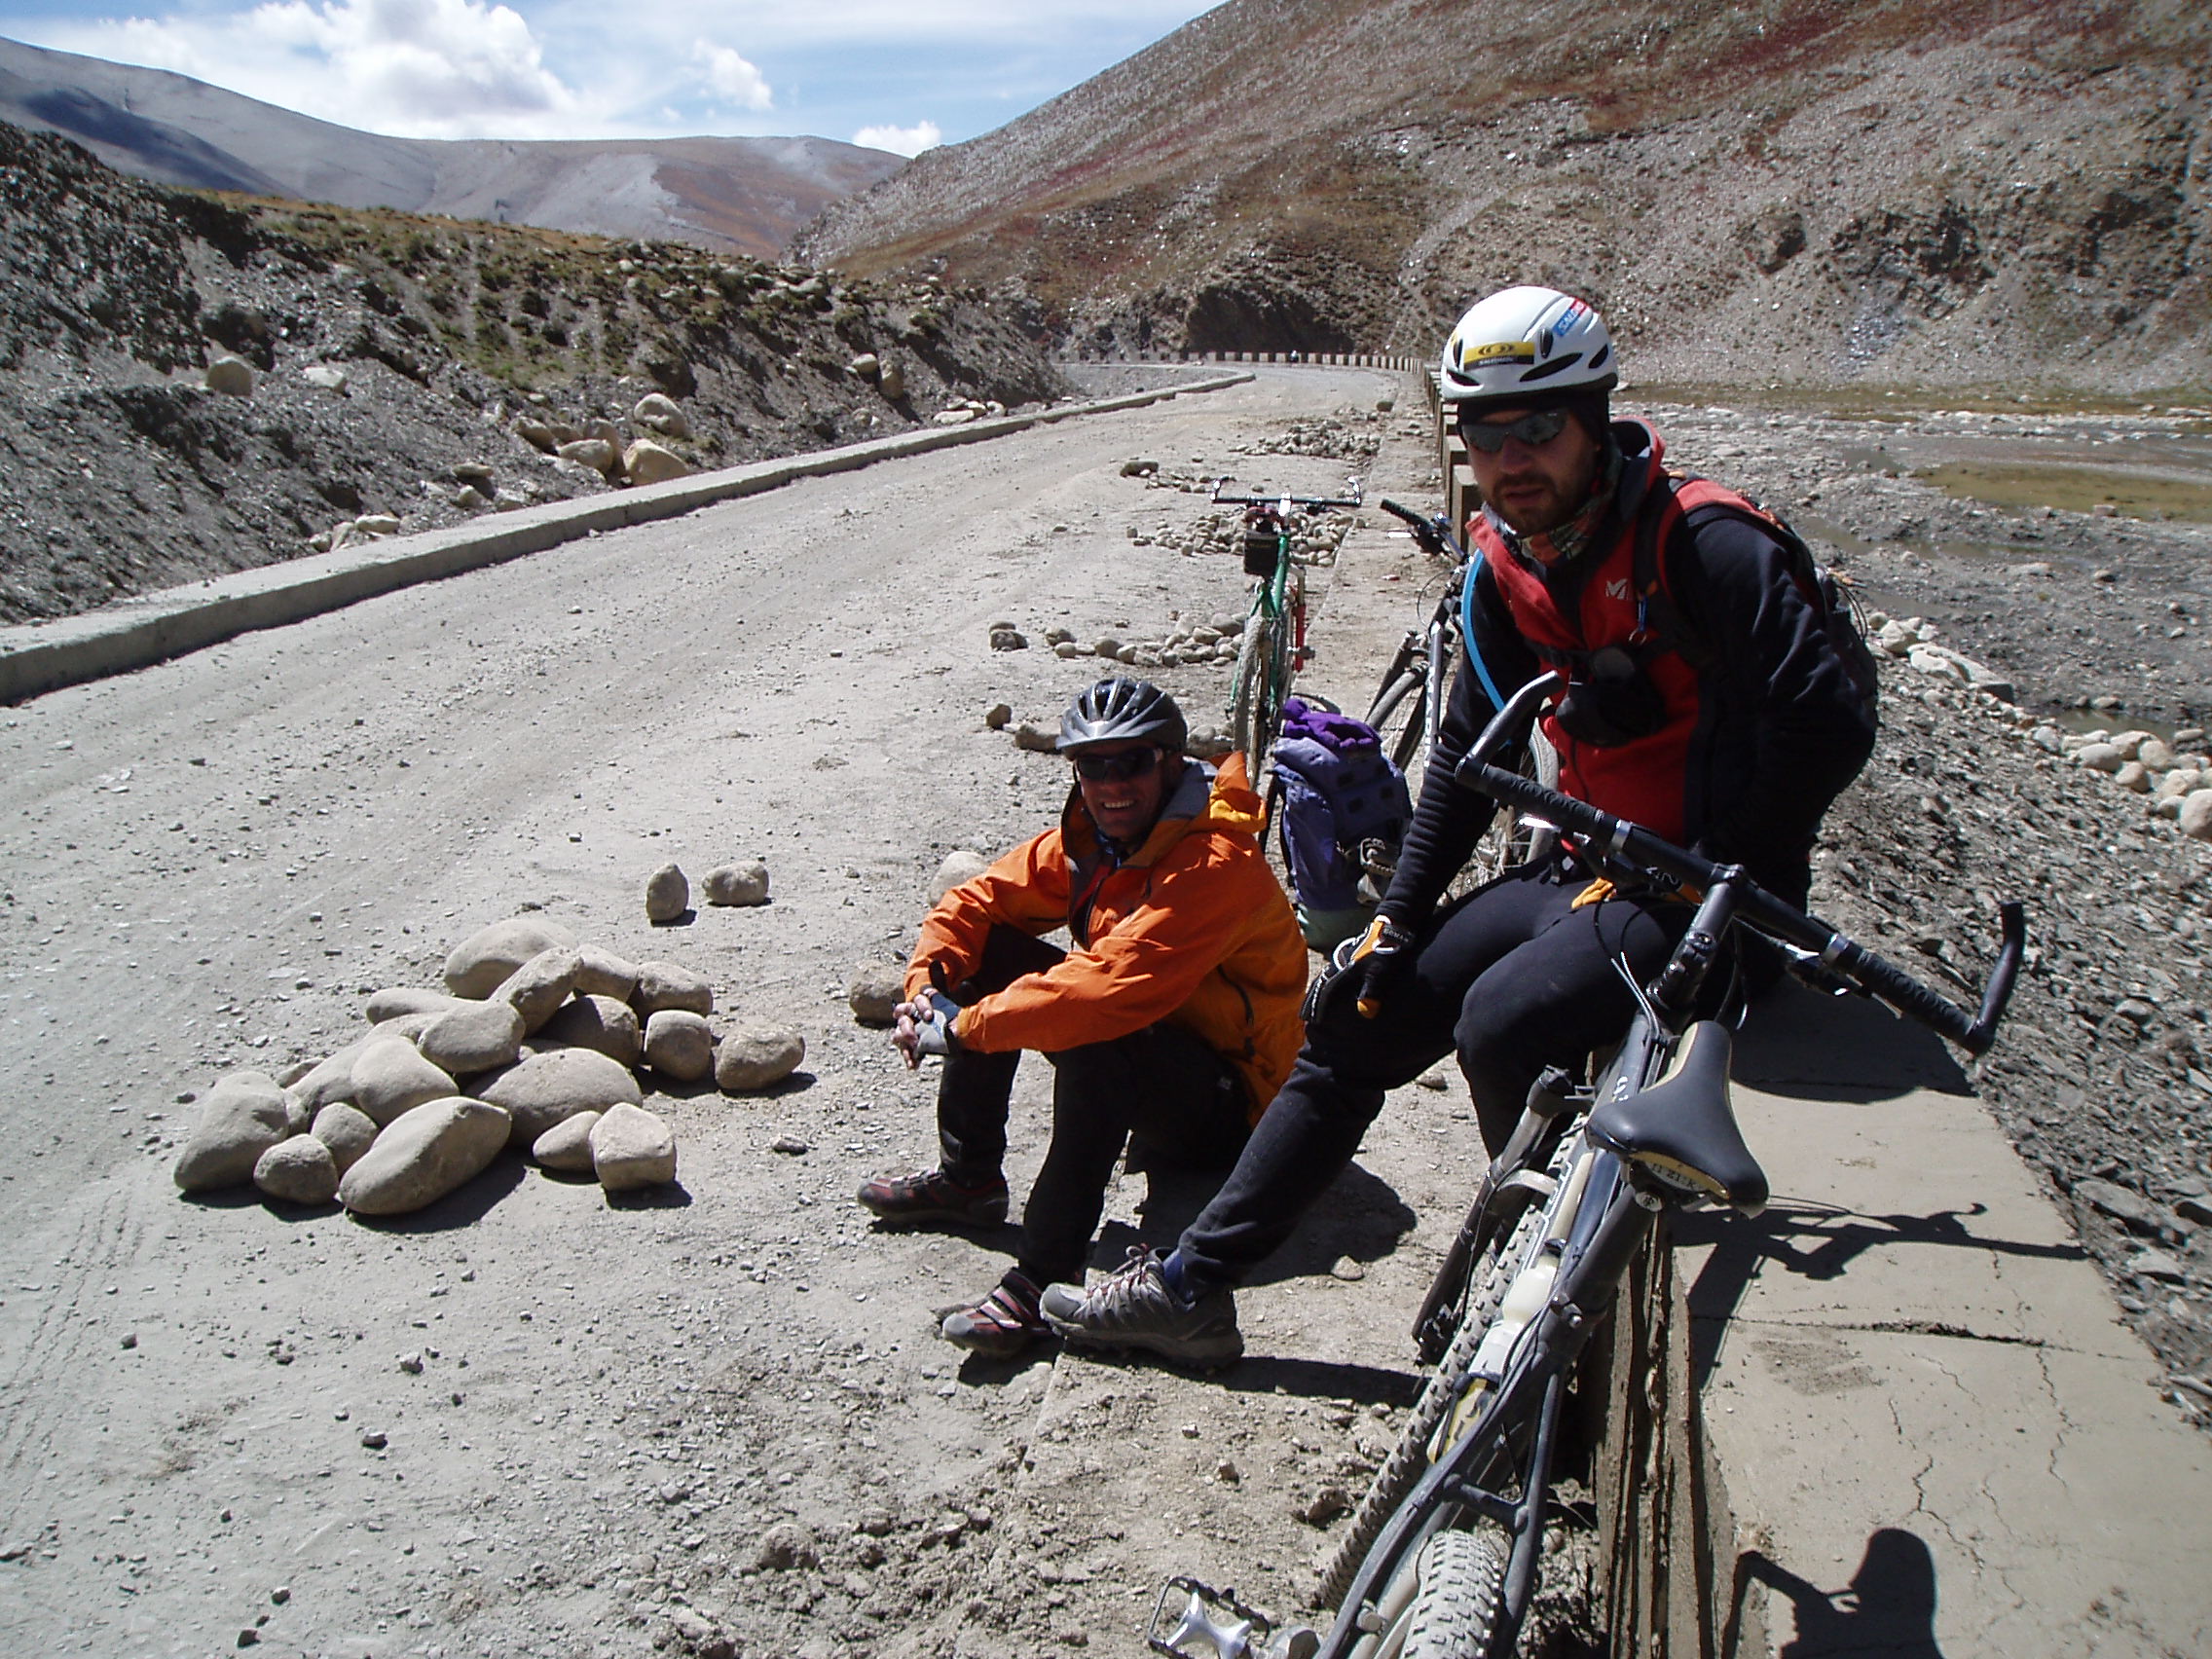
[1403,1527,1508,1659]
[1231,610,1284,780]
[1314,1187,1549,1608]
[1366,663,1428,774]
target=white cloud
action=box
[45,0,589,137]
[10,0,1223,143]
[689,39,771,111]
[852,119,940,157]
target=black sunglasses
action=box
[1071,747,1163,782]
[1458,407,1572,454]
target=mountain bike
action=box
[1214,477,1363,780]
[1310,670,2026,1659]
[1364,498,1468,775]
[1364,498,1556,890]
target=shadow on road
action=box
[1729,1527,1945,1658]
[1677,977,2083,1385]
[1090,1158,1416,1290]
[1730,977,1975,1099]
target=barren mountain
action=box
[0,121,1061,623]
[799,0,2211,395]
[0,36,903,258]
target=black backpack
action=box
[1633,471,1881,728]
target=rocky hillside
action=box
[0,121,1062,625]
[0,37,904,259]
[800,0,2211,396]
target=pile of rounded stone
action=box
[170,915,806,1217]
[1038,618,1245,669]
[2049,724,2212,836]
[1865,610,2212,841]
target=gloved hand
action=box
[1351,914,1419,1019]
[895,989,965,1067]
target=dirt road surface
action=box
[11,363,2204,1659]
[1,367,1485,1659]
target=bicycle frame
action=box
[1214,477,1361,778]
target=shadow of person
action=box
[1088,1159,1416,1291]
[1732,1528,1944,1658]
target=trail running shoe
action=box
[940,1272,1049,1359]
[855,1167,1010,1228]
[1040,1246,1243,1367]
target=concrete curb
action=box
[0,372,1255,705]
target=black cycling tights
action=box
[1175,859,1690,1292]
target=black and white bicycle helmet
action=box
[1058,678,1188,755]
[1438,285,1618,410]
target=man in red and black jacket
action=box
[1042,286,1874,1368]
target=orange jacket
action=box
[905,754,1309,1122]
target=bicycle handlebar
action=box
[1211,476,1364,511]
[1457,674,2025,1055]
[1377,498,1465,562]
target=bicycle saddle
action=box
[1586,1021,1769,1213]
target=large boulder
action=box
[287,1038,372,1115]
[643,1010,715,1082]
[417,1000,526,1076]
[847,967,903,1026]
[173,1070,292,1192]
[591,1103,678,1191]
[492,947,582,1032]
[338,1098,512,1216]
[477,1048,645,1146]
[645,863,690,923]
[365,986,473,1023]
[2181,790,2212,841]
[203,354,253,395]
[350,1036,457,1126]
[930,849,991,902]
[633,961,713,1016]
[254,1134,340,1204]
[632,392,690,439]
[573,945,640,1001]
[535,994,643,1066]
[715,1025,805,1091]
[443,917,582,999]
[624,440,692,487]
[531,1111,602,1172]
[311,1103,379,1174]
[703,862,770,905]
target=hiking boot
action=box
[1040,1246,1243,1367]
[856,1168,1010,1228]
[940,1271,1048,1359]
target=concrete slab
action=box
[1677,982,2212,1656]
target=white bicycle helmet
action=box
[1438,286,1618,408]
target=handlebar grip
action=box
[1836,945,1977,1048]
[1379,498,1425,528]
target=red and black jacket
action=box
[1386,421,1875,911]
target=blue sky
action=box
[0,0,1221,154]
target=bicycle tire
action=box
[1402,1527,1508,1659]
[1314,1192,1548,1608]
[1367,666,1428,775]
[1456,731,1561,893]
[1232,611,1284,780]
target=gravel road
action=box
[0,368,1486,1659]
[3,366,2205,1659]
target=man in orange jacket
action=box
[858,678,1308,1359]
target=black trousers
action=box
[1174,859,1691,1291]
[935,925,1251,1288]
